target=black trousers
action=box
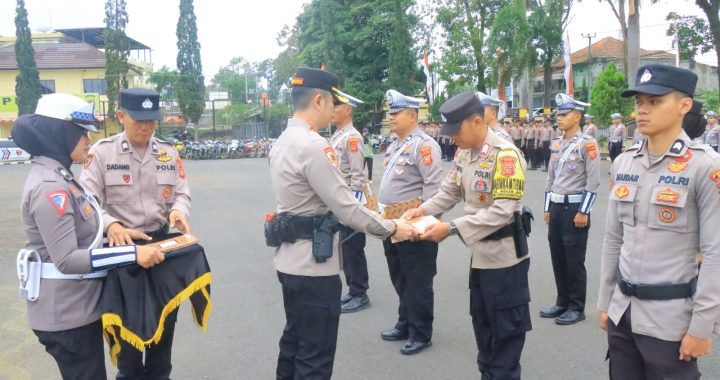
[470,259,531,380]
[383,239,438,343]
[513,139,522,148]
[363,156,373,180]
[341,226,369,297]
[116,309,178,380]
[607,307,700,380]
[542,141,551,168]
[34,320,107,380]
[548,202,589,311]
[526,140,536,167]
[609,142,623,162]
[276,272,341,380]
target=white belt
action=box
[549,193,582,204]
[37,262,107,280]
[17,249,107,302]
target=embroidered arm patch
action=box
[491,150,525,200]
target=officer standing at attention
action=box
[583,114,598,140]
[379,89,442,355]
[476,92,513,144]
[631,114,646,147]
[329,93,373,313]
[80,88,190,380]
[524,121,536,170]
[403,92,532,379]
[703,111,719,151]
[511,120,522,147]
[13,94,164,380]
[540,93,600,326]
[540,119,554,172]
[266,68,416,379]
[608,113,627,163]
[599,64,720,379]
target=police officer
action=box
[524,121,536,170]
[403,92,531,379]
[476,91,513,144]
[540,93,600,325]
[583,114,598,139]
[630,114,646,147]
[379,89,442,355]
[511,121,522,147]
[599,64,720,379]
[267,68,416,379]
[80,88,190,379]
[13,94,163,380]
[329,93,373,313]
[541,119,553,171]
[703,111,719,151]
[608,113,627,162]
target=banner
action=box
[563,31,574,96]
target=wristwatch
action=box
[448,221,458,236]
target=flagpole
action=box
[674,15,681,67]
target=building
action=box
[0,28,153,139]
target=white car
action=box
[0,139,31,162]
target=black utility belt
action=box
[617,276,697,300]
[481,224,514,241]
[264,212,340,263]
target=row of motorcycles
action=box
[169,138,274,160]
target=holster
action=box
[512,211,529,259]
[312,213,340,263]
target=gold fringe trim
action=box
[102,272,213,366]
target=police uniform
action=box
[379,89,442,354]
[510,123,522,147]
[632,124,647,147]
[583,115,598,140]
[599,65,720,379]
[608,114,627,162]
[80,88,190,379]
[475,92,513,145]
[523,124,535,169]
[268,69,397,379]
[423,92,531,379]
[541,93,601,325]
[13,94,141,380]
[703,111,719,151]
[540,122,553,171]
[328,95,373,312]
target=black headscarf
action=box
[682,100,706,140]
[11,114,85,170]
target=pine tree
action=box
[104,0,130,120]
[14,0,42,115]
[387,0,419,94]
[176,0,205,126]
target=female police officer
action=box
[13,93,164,380]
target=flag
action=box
[563,31,574,96]
[423,50,433,105]
[674,15,680,67]
[321,63,326,71]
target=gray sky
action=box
[0,0,714,81]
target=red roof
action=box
[0,43,106,70]
[553,36,674,69]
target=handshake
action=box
[389,208,450,244]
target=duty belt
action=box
[481,224,513,241]
[549,193,582,204]
[617,276,698,300]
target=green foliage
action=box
[666,13,713,63]
[14,0,41,115]
[104,0,130,120]
[148,65,179,99]
[487,0,533,90]
[696,89,719,113]
[176,0,205,124]
[588,62,633,126]
[528,0,571,106]
[387,0,422,94]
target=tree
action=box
[602,0,640,85]
[14,0,41,115]
[104,0,130,120]
[666,13,713,68]
[696,89,719,113]
[387,0,421,94]
[695,0,720,101]
[487,0,533,101]
[528,0,571,107]
[176,0,205,127]
[588,62,633,126]
[148,65,179,100]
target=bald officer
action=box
[403,92,532,379]
[379,89,442,355]
[267,68,415,379]
[80,88,190,379]
[476,91,513,144]
[599,64,720,379]
[329,93,373,313]
[540,93,600,326]
[583,114,598,140]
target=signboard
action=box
[0,94,100,114]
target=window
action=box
[39,80,55,94]
[83,79,107,95]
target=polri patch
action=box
[420,146,433,166]
[586,142,597,160]
[84,154,94,169]
[659,208,676,223]
[324,147,339,167]
[349,137,360,152]
[47,190,69,217]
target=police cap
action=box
[291,68,352,105]
[439,91,484,135]
[120,88,161,121]
[621,64,698,98]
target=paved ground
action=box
[1,156,719,380]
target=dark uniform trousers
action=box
[526,140,536,168]
[513,139,522,149]
[607,306,700,380]
[470,258,531,380]
[609,142,622,162]
[340,226,369,297]
[116,309,178,380]
[34,320,107,380]
[276,272,341,380]
[363,156,374,180]
[548,202,589,311]
[383,239,438,343]
[542,141,551,169]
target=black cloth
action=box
[341,226,369,297]
[12,114,85,170]
[363,156,373,181]
[548,202,589,311]
[542,141,551,169]
[116,310,177,380]
[609,142,623,162]
[526,140,536,168]
[276,272,341,380]
[607,306,700,380]
[33,320,107,380]
[383,239,438,343]
[470,259,531,380]
[682,100,707,139]
[100,236,211,366]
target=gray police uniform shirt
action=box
[422,130,528,269]
[583,123,598,140]
[599,130,720,341]
[80,132,191,233]
[491,122,513,145]
[268,118,395,277]
[541,126,553,143]
[378,127,442,205]
[609,123,627,143]
[21,157,102,331]
[704,124,720,147]
[545,131,601,196]
[510,126,522,141]
[632,127,646,146]
[329,123,366,192]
